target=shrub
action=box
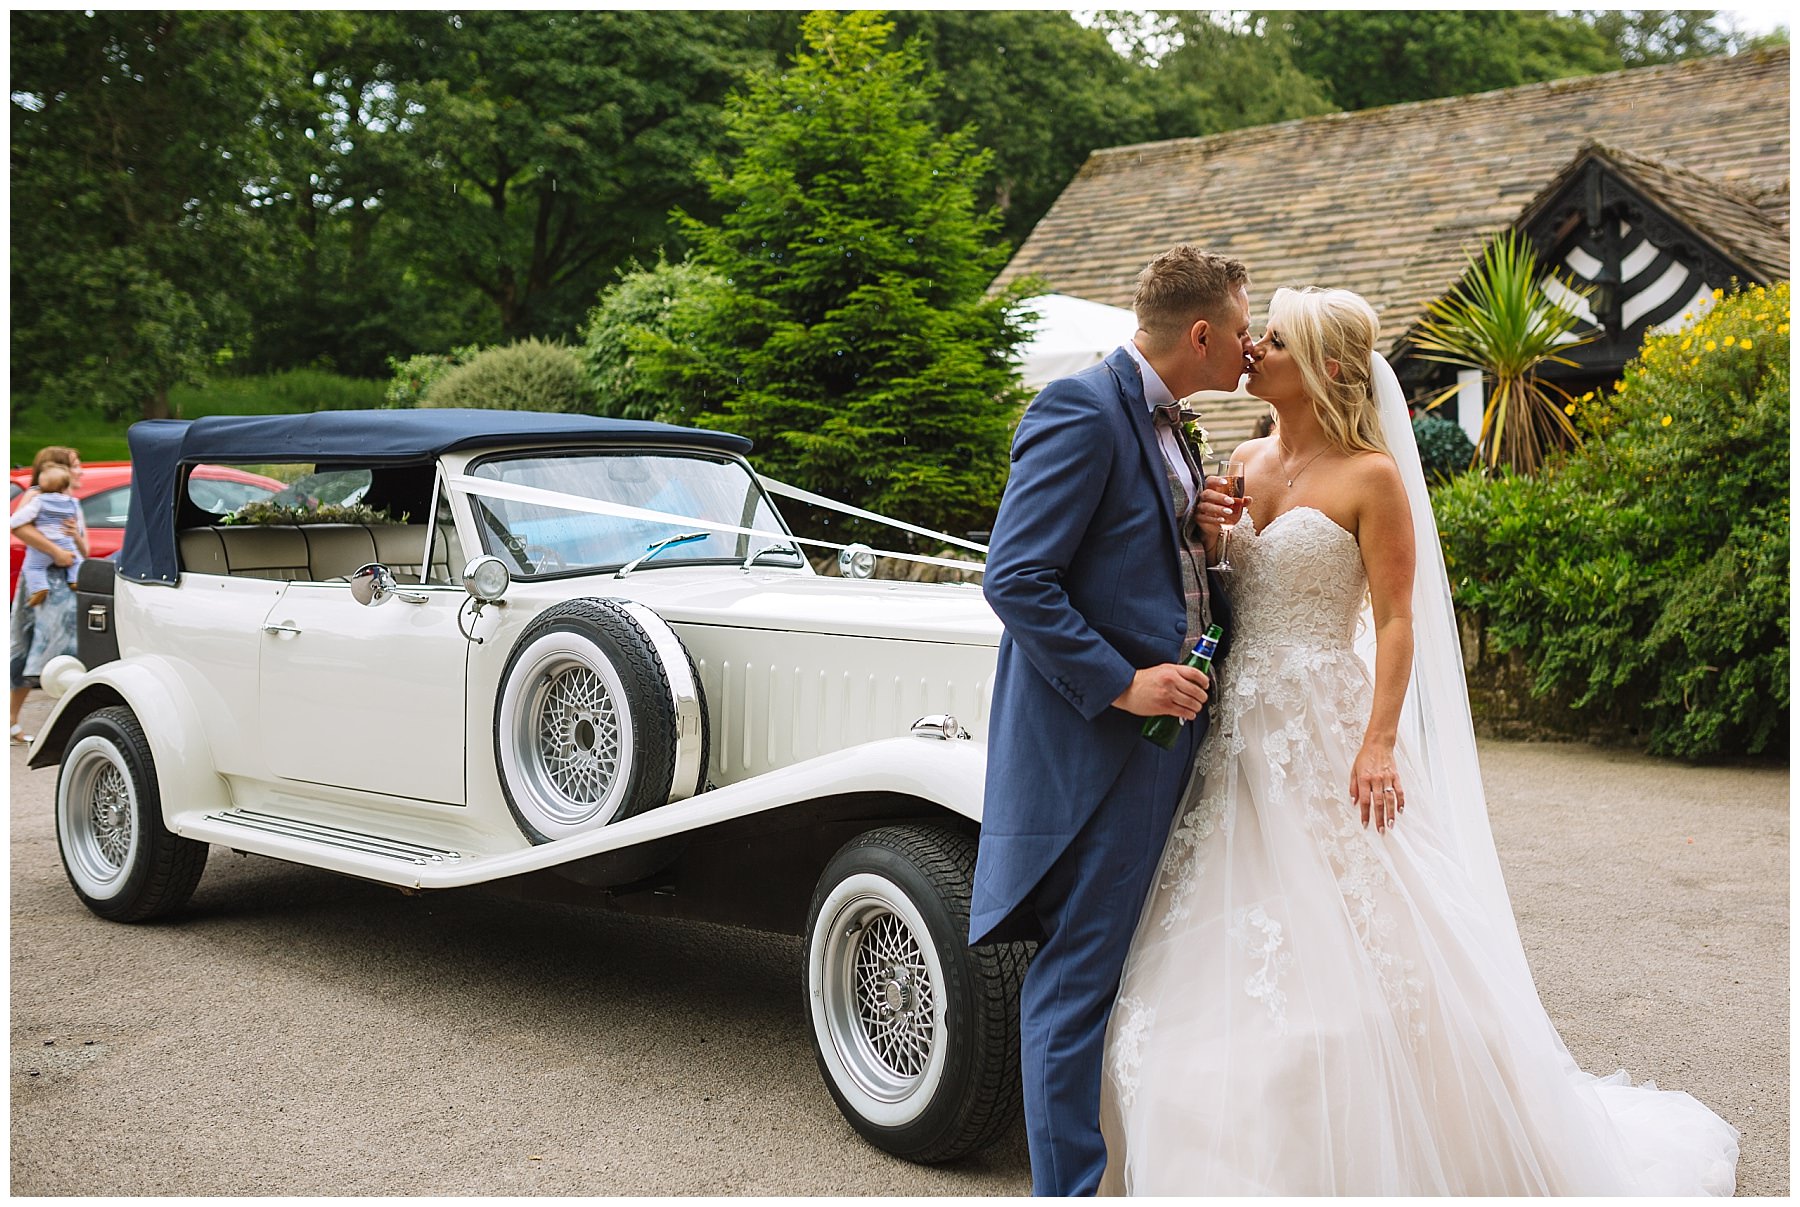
[1411,411,1477,483]
[384,344,481,409]
[424,338,592,414]
[1434,283,1789,757]
[578,259,726,423]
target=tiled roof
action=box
[994,49,1790,355]
[1578,144,1791,283]
[1190,393,1273,453]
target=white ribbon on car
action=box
[756,476,990,555]
[446,474,988,574]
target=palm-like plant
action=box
[1412,231,1597,474]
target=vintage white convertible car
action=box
[28,409,1027,1163]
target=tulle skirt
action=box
[1098,639,1739,1195]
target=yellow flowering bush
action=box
[1434,282,1789,757]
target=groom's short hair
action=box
[1133,245,1249,347]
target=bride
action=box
[1097,287,1740,1195]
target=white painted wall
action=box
[1456,370,1485,448]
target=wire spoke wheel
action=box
[804,826,1028,1164]
[514,645,632,828]
[534,664,622,806]
[837,901,939,1091]
[58,737,140,895]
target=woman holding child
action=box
[10,445,86,744]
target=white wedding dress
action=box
[1098,503,1740,1195]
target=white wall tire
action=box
[495,599,707,843]
[804,825,1029,1163]
[55,706,208,922]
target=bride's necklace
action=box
[1277,441,1328,488]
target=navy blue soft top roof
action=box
[120,409,753,584]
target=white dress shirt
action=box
[1123,341,1198,502]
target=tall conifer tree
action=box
[649,11,1032,542]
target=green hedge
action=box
[1433,283,1789,758]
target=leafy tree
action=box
[1090,11,1336,137]
[1578,9,1740,65]
[1269,9,1619,111]
[384,345,482,409]
[373,10,792,343]
[889,11,1156,247]
[10,11,299,419]
[238,12,494,378]
[644,11,1033,540]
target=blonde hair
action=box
[37,464,72,493]
[1133,245,1249,348]
[1267,287,1388,457]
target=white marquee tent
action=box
[1015,293,1137,390]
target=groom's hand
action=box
[1112,664,1209,719]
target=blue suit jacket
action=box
[970,346,1231,944]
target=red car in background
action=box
[9,461,283,597]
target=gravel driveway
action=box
[10,690,1786,1195]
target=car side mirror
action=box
[351,563,426,607]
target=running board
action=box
[172,807,497,888]
[204,808,465,866]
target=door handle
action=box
[262,623,302,635]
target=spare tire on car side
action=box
[494,598,709,843]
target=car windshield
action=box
[465,449,791,578]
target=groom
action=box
[971,245,1251,1195]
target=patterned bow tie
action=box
[1154,402,1184,429]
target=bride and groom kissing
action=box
[969,246,1739,1195]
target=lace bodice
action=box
[1222,507,1367,653]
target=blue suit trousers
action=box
[1018,720,1198,1196]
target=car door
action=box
[258,581,469,804]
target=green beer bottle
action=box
[1140,623,1224,749]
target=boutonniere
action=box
[1178,406,1213,459]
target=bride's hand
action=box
[1351,743,1404,833]
[1194,478,1246,553]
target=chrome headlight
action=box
[837,543,876,580]
[462,555,512,602]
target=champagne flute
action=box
[1213,459,1247,572]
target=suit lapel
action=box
[1104,346,1180,546]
